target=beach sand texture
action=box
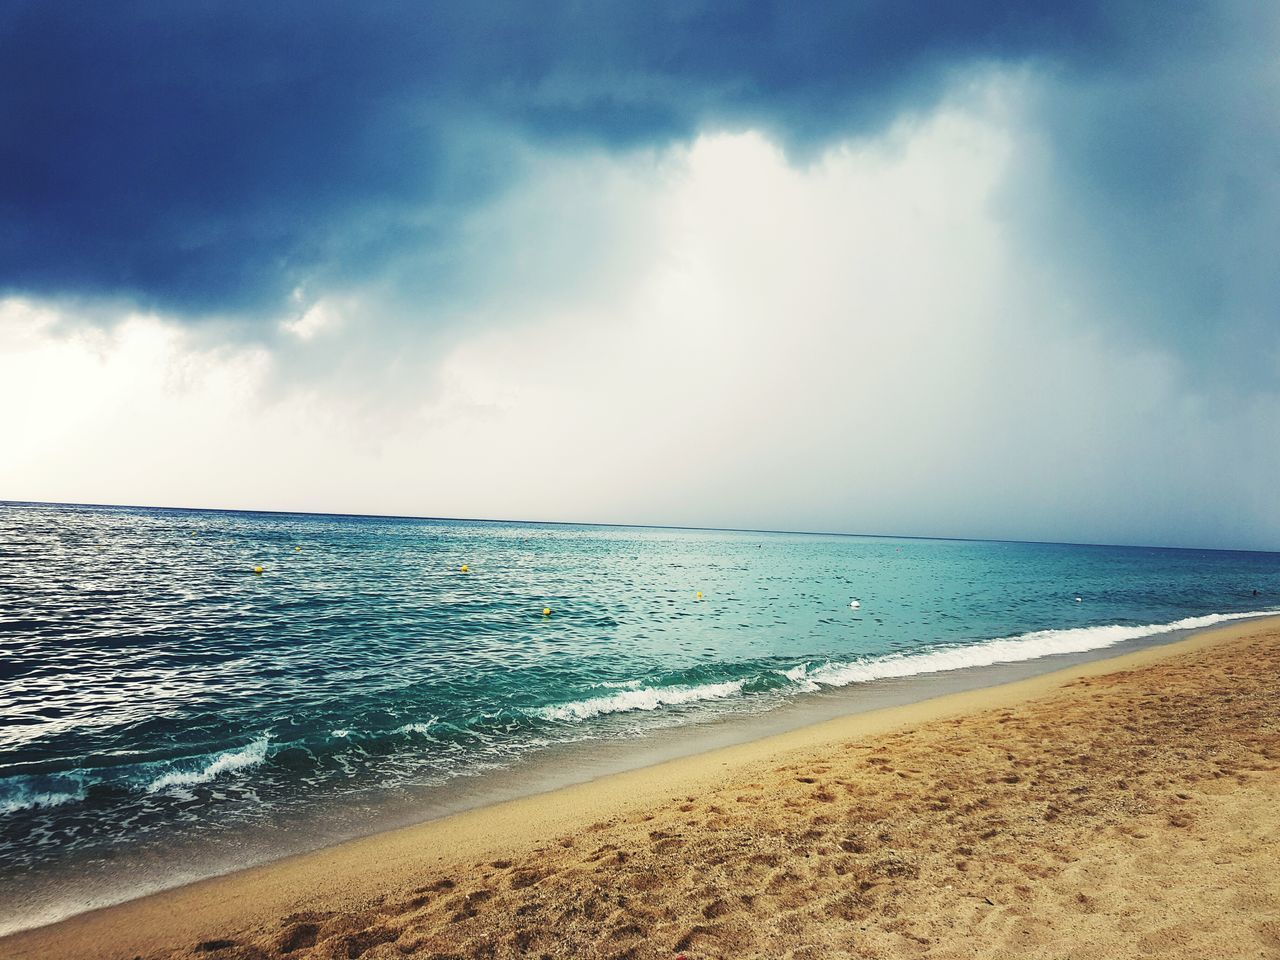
[6,617,1279,959]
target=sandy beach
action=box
[7,3,1278,955]
[5,615,1279,960]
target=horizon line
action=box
[2,497,1277,557]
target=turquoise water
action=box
[2,501,1278,927]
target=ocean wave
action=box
[805,610,1270,689]
[535,680,746,721]
[145,738,272,793]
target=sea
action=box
[2,500,1278,934]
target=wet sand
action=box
[5,616,1279,959]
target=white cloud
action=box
[281,301,337,341]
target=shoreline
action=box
[5,613,1279,959]
[2,609,1273,938]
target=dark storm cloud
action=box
[0,0,1275,376]
[0,0,1108,317]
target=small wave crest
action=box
[145,738,271,794]
[535,680,746,721]
[0,784,87,815]
[779,663,820,692]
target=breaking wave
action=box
[535,680,747,721]
[146,738,272,794]
[531,610,1271,723]
[805,611,1266,688]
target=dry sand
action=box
[5,616,1280,959]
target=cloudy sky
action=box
[2,2,1278,549]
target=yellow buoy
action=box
[254,565,264,574]
[696,591,703,599]
[461,564,470,573]
[542,607,551,616]
[294,546,301,552]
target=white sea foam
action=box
[805,611,1270,689]
[535,680,747,721]
[145,738,271,794]
[395,720,439,735]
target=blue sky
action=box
[1,2,1278,549]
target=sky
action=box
[1,2,1278,550]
